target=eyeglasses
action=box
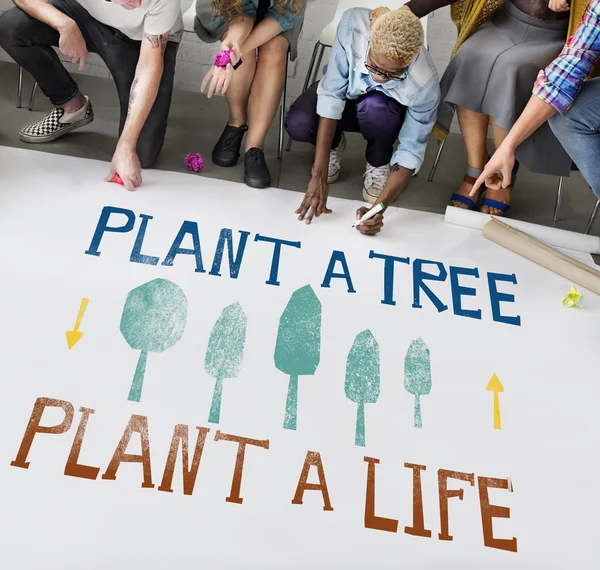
[364,62,408,81]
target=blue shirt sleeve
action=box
[392,74,441,172]
[316,10,352,120]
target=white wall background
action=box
[0,0,457,111]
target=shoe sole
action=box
[244,175,271,189]
[328,170,340,184]
[212,153,240,168]
[19,115,94,144]
[362,189,379,204]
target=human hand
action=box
[470,142,516,196]
[355,206,384,235]
[370,7,391,26]
[58,19,91,71]
[296,172,332,224]
[201,39,241,98]
[105,144,142,191]
[548,0,570,12]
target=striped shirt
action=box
[533,0,600,114]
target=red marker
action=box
[113,173,124,185]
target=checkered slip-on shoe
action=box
[19,96,94,144]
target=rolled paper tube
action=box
[482,218,600,295]
[214,49,234,68]
[444,206,600,255]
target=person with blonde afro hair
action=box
[285,7,440,235]
[370,8,424,67]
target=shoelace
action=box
[247,150,262,169]
[364,165,388,189]
[222,130,241,150]
[329,148,341,172]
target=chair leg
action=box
[286,41,321,153]
[313,43,326,85]
[303,42,321,93]
[278,57,289,160]
[428,138,446,182]
[553,176,565,223]
[28,82,38,111]
[584,199,600,235]
[17,66,23,109]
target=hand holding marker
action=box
[353,202,385,228]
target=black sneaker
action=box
[212,124,248,167]
[244,148,271,188]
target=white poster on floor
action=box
[0,146,598,569]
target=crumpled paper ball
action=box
[562,285,583,308]
[185,153,205,173]
[214,49,234,68]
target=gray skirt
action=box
[194,0,303,61]
[438,0,570,176]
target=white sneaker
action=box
[362,162,390,204]
[328,132,346,184]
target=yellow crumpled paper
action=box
[562,285,582,308]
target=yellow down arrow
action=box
[66,298,90,350]
[485,373,504,430]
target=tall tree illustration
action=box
[345,330,380,447]
[404,337,432,428]
[120,278,188,402]
[274,285,322,431]
[204,302,247,424]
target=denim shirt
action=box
[212,0,305,33]
[317,8,440,172]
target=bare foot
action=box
[480,186,511,216]
[451,174,484,209]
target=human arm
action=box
[405,0,456,18]
[549,0,570,13]
[296,11,351,223]
[471,0,600,193]
[239,17,282,54]
[296,118,337,223]
[105,32,169,190]
[470,97,557,192]
[349,79,439,235]
[13,0,90,70]
[370,0,456,24]
[201,16,254,97]
[238,0,306,54]
[392,80,440,176]
[352,164,413,236]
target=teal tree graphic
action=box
[404,338,432,428]
[345,330,380,447]
[274,285,322,431]
[204,302,247,424]
[120,278,188,402]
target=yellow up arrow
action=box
[485,373,504,430]
[66,298,90,350]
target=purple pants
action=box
[285,82,406,167]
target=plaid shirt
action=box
[534,0,600,114]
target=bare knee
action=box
[257,35,288,65]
